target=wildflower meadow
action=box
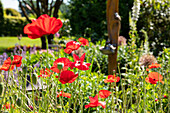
[0,13,169,113]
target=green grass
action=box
[0,37,41,54]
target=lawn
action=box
[0,37,41,54]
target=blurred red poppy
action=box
[85,94,106,109]
[145,72,164,84]
[0,64,15,71]
[57,91,71,98]
[148,63,161,69]
[64,41,81,54]
[104,75,120,83]
[4,55,22,67]
[70,53,91,70]
[2,103,15,109]
[24,14,63,39]
[146,68,149,71]
[50,58,71,73]
[38,68,53,78]
[59,70,78,84]
[0,55,22,71]
[155,98,158,102]
[78,37,89,46]
[99,90,111,98]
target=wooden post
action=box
[107,0,121,74]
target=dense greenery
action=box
[2,16,27,36]
[137,0,170,55]
[67,0,134,41]
[0,36,169,112]
[0,0,4,36]
[68,0,107,41]
[67,0,169,55]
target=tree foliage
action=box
[68,0,107,41]
[67,0,134,42]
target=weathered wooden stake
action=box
[107,0,121,74]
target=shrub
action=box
[0,0,4,35]
[137,0,170,55]
[1,16,28,36]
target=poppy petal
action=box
[99,90,111,98]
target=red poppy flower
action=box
[146,68,149,71]
[78,37,89,46]
[70,53,91,70]
[85,94,106,109]
[4,55,22,67]
[104,75,120,83]
[164,95,167,98]
[50,58,71,73]
[24,14,63,39]
[99,90,111,98]
[38,68,53,78]
[148,63,161,69]
[64,41,81,54]
[2,103,15,109]
[145,72,164,84]
[0,64,15,71]
[59,70,78,84]
[57,91,71,98]
[0,55,22,71]
[155,98,158,102]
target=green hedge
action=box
[1,16,28,36]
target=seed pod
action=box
[16,97,22,107]
[32,73,38,84]
[57,63,64,71]
[0,83,4,96]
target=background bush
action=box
[0,0,4,35]
[137,0,170,55]
[2,16,27,36]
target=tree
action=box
[0,0,4,35]
[18,0,63,49]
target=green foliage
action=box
[0,37,169,112]
[67,0,134,41]
[137,0,170,55]
[0,0,3,20]
[68,0,107,41]
[1,16,28,36]
[4,8,21,17]
[0,0,4,35]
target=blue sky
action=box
[1,0,69,11]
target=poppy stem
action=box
[45,35,49,68]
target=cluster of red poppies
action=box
[145,63,164,84]
[0,14,123,110]
[64,37,89,54]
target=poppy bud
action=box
[32,73,38,84]
[57,63,64,71]
[16,98,22,107]
[0,83,4,96]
